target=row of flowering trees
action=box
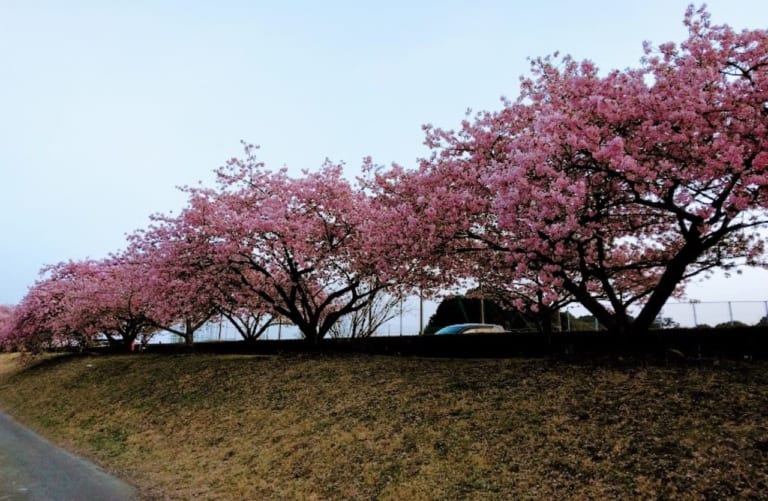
[2,7,767,351]
[1,155,408,351]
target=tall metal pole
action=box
[480,279,485,324]
[368,303,373,337]
[419,292,424,335]
[367,280,374,336]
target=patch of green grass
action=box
[0,353,767,499]
[88,427,130,459]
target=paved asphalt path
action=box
[0,411,138,500]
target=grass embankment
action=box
[0,353,767,500]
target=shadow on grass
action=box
[8,352,83,378]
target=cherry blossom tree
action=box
[179,145,398,344]
[134,198,280,344]
[1,284,59,352]
[127,219,223,347]
[369,7,768,334]
[2,263,105,352]
[38,258,160,351]
[1,260,125,352]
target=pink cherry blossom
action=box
[367,7,768,334]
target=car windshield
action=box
[435,325,467,335]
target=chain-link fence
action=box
[152,298,768,344]
[657,301,768,329]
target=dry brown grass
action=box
[0,352,21,378]
[0,352,767,499]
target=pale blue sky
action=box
[2,1,767,309]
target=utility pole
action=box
[692,302,699,327]
[479,277,485,324]
[419,291,424,335]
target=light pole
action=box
[419,291,423,335]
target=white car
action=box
[434,323,505,335]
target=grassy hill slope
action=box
[1,353,767,499]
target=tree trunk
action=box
[123,334,138,353]
[539,309,554,335]
[632,241,703,334]
[303,333,322,348]
[298,321,322,347]
[562,280,618,330]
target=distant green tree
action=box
[650,316,680,330]
[571,314,603,331]
[423,295,534,335]
[558,314,610,331]
[715,320,749,329]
